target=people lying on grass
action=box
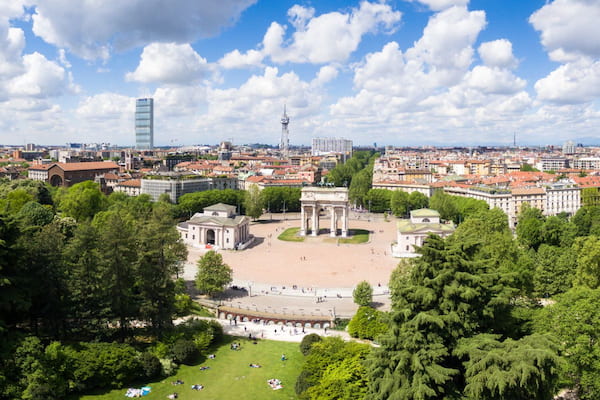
[249,363,262,368]
[171,379,184,385]
[167,393,178,399]
[191,384,204,390]
[199,366,210,370]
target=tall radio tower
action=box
[279,104,290,156]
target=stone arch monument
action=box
[300,187,349,237]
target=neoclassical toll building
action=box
[299,187,349,237]
[178,203,251,250]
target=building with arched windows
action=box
[177,203,251,250]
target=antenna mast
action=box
[279,104,289,157]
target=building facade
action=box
[177,203,251,250]
[135,98,154,150]
[141,176,211,203]
[311,137,353,157]
[392,209,455,257]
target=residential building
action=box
[29,161,119,187]
[311,137,353,158]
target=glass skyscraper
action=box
[135,98,153,149]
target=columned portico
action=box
[299,187,349,238]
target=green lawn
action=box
[322,229,370,244]
[277,227,305,242]
[74,336,302,400]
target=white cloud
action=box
[77,92,134,120]
[126,42,211,84]
[31,0,257,60]
[465,66,525,95]
[312,65,339,86]
[530,0,600,62]
[57,48,70,68]
[263,2,401,64]
[219,48,264,69]
[535,58,600,104]
[478,39,516,68]
[408,0,469,12]
[6,52,72,98]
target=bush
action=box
[139,352,161,379]
[69,342,143,390]
[295,369,313,395]
[299,333,322,356]
[348,306,387,340]
[172,339,198,365]
[159,358,178,376]
[174,294,193,316]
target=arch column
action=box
[341,206,348,237]
[311,205,319,236]
[330,206,337,237]
[300,205,307,236]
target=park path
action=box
[176,315,351,343]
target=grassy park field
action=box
[75,336,302,400]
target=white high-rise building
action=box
[563,140,576,155]
[135,98,154,150]
[311,137,353,157]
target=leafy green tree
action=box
[57,181,108,221]
[535,287,600,399]
[296,337,370,400]
[17,202,54,227]
[349,169,372,208]
[364,189,390,213]
[3,189,34,214]
[582,187,600,207]
[408,191,429,210]
[516,204,545,250]
[195,250,233,297]
[533,244,576,298]
[390,190,409,217]
[352,280,373,306]
[572,206,600,237]
[244,184,263,220]
[0,212,26,334]
[429,190,459,222]
[573,236,600,289]
[347,306,387,340]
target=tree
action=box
[349,169,372,208]
[57,181,107,221]
[93,209,138,340]
[347,306,387,340]
[533,244,576,298]
[573,236,600,289]
[136,205,187,332]
[516,204,545,250]
[195,250,232,297]
[429,190,459,222]
[455,333,559,400]
[364,189,391,213]
[296,337,370,400]
[367,235,521,399]
[535,287,600,399]
[408,191,429,211]
[390,190,409,217]
[352,280,373,306]
[244,184,263,220]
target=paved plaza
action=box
[183,213,400,317]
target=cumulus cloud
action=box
[126,42,211,84]
[218,48,264,69]
[6,52,74,98]
[408,0,470,12]
[312,65,339,86]
[77,92,134,119]
[535,58,600,104]
[530,0,600,62]
[478,39,516,68]
[263,1,401,64]
[31,0,257,60]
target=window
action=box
[185,234,188,239]
[192,235,195,240]
[406,245,409,251]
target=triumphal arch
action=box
[300,187,349,237]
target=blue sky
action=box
[1,0,599,147]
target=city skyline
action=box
[0,0,599,147]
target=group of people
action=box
[230,341,241,350]
[267,378,283,390]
